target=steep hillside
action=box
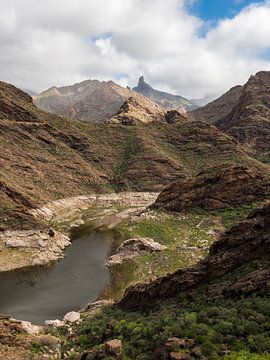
[153,163,270,212]
[191,85,243,124]
[33,79,159,123]
[133,76,196,112]
[0,81,265,231]
[216,71,270,162]
[46,201,270,360]
[119,200,270,309]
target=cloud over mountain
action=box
[0,0,270,98]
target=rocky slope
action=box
[153,163,270,212]
[109,96,188,125]
[133,76,196,112]
[108,96,165,125]
[191,85,243,124]
[0,80,264,232]
[217,71,270,162]
[33,79,160,123]
[119,200,270,309]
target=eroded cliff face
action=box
[152,163,270,212]
[217,71,270,161]
[119,201,270,309]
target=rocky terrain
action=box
[119,200,270,309]
[109,96,188,125]
[108,96,165,125]
[191,85,243,124]
[133,76,196,112]
[193,71,270,163]
[33,79,155,123]
[1,74,270,359]
[217,71,270,162]
[153,163,270,212]
[2,79,260,233]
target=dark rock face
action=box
[217,71,270,160]
[165,110,188,124]
[118,201,270,310]
[152,164,270,212]
[191,85,243,124]
[133,76,196,112]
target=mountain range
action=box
[1,70,270,359]
[33,76,197,122]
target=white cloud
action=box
[0,0,270,98]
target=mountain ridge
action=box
[133,76,197,112]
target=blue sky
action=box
[189,0,263,21]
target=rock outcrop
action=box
[152,164,270,212]
[0,229,70,272]
[106,238,167,266]
[108,96,189,125]
[108,96,165,125]
[133,76,196,112]
[217,71,270,160]
[119,201,270,309]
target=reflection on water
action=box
[0,231,112,324]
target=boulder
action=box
[63,311,80,323]
[20,320,41,335]
[106,238,167,266]
[45,319,65,328]
[105,339,123,357]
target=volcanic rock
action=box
[106,238,167,266]
[217,71,270,160]
[133,76,196,112]
[118,201,270,309]
[152,164,270,212]
[108,96,165,125]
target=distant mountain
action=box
[33,79,158,123]
[133,76,197,112]
[192,85,243,124]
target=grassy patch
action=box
[106,211,217,299]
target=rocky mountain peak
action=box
[133,76,197,112]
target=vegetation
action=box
[106,210,217,299]
[59,290,270,360]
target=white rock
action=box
[45,319,65,328]
[21,320,41,335]
[63,311,80,323]
[106,238,167,266]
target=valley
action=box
[0,71,270,360]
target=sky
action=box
[0,0,270,99]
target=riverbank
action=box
[0,192,158,273]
